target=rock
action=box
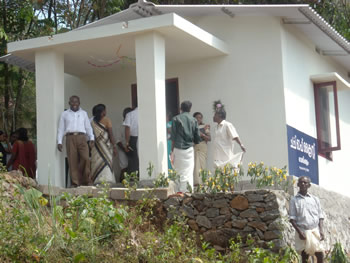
[206,208,219,218]
[256,229,264,239]
[270,239,285,252]
[247,194,264,202]
[213,193,226,199]
[164,197,182,208]
[248,221,267,231]
[214,245,225,252]
[240,209,259,218]
[220,207,231,215]
[204,197,213,207]
[188,219,199,231]
[212,215,227,227]
[203,228,239,247]
[245,191,256,195]
[264,193,276,202]
[260,210,280,222]
[268,219,282,231]
[192,193,205,200]
[230,195,249,210]
[232,219,248,229]
[264,230,280,240]
[193,200,205,212]
[256,207,265,213]
[213,199,229,208]
[183,197,193,205]
[196,215,212,229]
[256,190,269,195]
[167,207,180,220]
[265,201,279,210]
[224,221,232,228]
[231,208,240,216]
[180,205,196,219]
[249,202,266,208]
[243,226,254,232]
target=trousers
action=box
[66,134,90,186]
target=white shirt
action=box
[123,107,138,137]
[289,192,324,230]
[213,120,239,167]
[57,108,94,144]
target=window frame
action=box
[313,81,341,160]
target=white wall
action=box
[170,15,289,171]
[65,68,136,136]
[65,15,289,176]
[281,24,350,197]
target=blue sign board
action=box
[287,125,319,184]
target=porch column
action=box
[135,32,167,182]
[35,50,65,187]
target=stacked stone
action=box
[163,190,286,250]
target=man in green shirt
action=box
[171,101,200,192]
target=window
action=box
[314,81,341,160]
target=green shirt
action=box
[171,112,200,149]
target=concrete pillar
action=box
[35,50,65,187]
[135,32,167,181]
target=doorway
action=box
[131,78,179,117]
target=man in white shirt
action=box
[123,107,139,174]
[289,176,325,263]
[213,106,246,168]
[57,96,94,187]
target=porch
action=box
[5,13,228,187]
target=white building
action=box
[2,1,350,196]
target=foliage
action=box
[122,170,139,198]
[247,162,293,192]
[329,242,350,263]
[153,169,180,188]
[1,174,349,262]
[196,164,244,193]
[195,162,292,194]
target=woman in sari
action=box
[91,104,117,185]
[7,128,36,178]
[193,112,211,186]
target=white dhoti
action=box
[214,151,244,169]
[295,228,325,256]
[173,147,194,192]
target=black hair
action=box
[69,95,80,102]
[93,104,106,122]
[123,107,133,120]
[298,176,311,183]
[92,105,98,117]
[180,101,192,112]
[0,131,3,136]
[193,112,202,118]
[215,108,226,120]
[17,128,29,142]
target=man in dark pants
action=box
[123,107,139,175]
[289,176,325,263]
[57,96,94,187]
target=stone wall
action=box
[163,188,350,252]
[163,190,291,251]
